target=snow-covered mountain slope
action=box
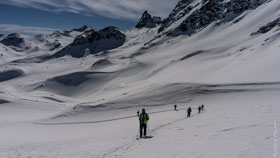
[0,25,92,64]
[159,0,270,35]
[48,26,126,58]
[0,0,280,157]
[0,43,20,63]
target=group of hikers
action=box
[186,104,204,117]
[136,104,205,138]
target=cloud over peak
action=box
[0,0,180,20]
[0,24,57,34]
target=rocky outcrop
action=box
[159,0,196,32]
[50,26,126,58]
[251,17,280,35]
[159,0,268,35]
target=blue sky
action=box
[0,0,179,35]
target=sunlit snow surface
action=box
[0,0,280,157]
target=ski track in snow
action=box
[96,116,189,157]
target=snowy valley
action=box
[0,0,280,157]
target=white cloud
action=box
[0,0,180,20]
[0,24,57,34]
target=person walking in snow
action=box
[174,104,177,111]
[137,110,140,117]
[198,106,202,114]
[139,108,149,138]
[187,107,192,118]
[201,104,204,111]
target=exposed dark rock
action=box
[71,25,92,32]
[180,50,205,60]
[251,17,280,35]
[159,0,196,32]
[159,0,268,35]
[49,31,71,37]
[136,11,162,28]
[49,26,126,58]
[91,59,112,69]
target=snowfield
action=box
[1,0,280,157]
[0,83,279,158]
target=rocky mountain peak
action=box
[71,25,92,32]
[49,31,71,37]
[135,10,162,28]
[49,25,93,38]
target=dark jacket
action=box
[139,113,149,125]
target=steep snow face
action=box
[135,11,162,28]
[51,26,126,58]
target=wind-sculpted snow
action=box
[0,69,24,82]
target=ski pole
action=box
[147,123,151,136]
[136,125,140,138]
